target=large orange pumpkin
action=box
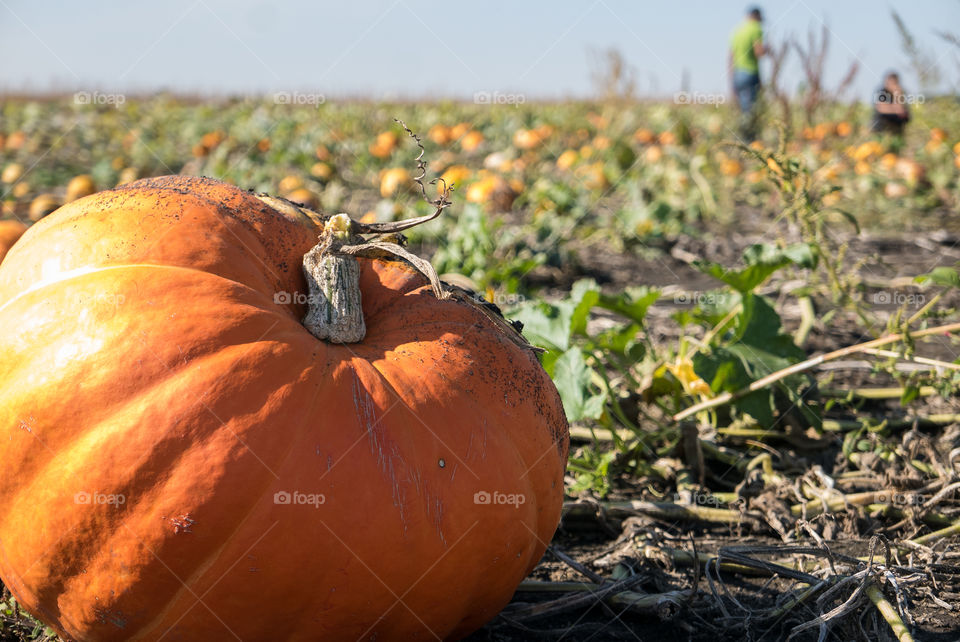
[0,219,27,264]
[0,175,568,641]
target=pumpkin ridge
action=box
[0,261,310,325]
[281,358,546,637]
[0,272,321,635]
[353,282,567,456]
[132,338,335,641]
[0,179,318,309]
[79,351,326,642]
[0,331,312,592]
[356,331,555,518]
[128,517,276,642]
[133,376,335,640]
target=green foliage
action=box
[0,594,56,639]
[552,348,607,422]
[915,266,960,288]
[430,204,495,283]
[507,223,854,495]
[694,242,817,293]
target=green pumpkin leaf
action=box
[570,279,601,335]
[900,385,920,405]
[743,242,817,269]
[915,267,960,288]
[511,301,573,351]
[735,389,776,426]
[511,279,602,350]
[695,243,816,293]
[593,323,643,358]
[598,286,660,325]
[552,348,606,422]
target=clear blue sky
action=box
[1,1,957,100]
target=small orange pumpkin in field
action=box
[633,128,655,144]
[513,126,551,150]
[884,181,909,198]
[894,158,925,185]
[427,123,453,145]
[556,149,578,171]
[439,164,471,191]
[278,174,304,195]
[285,187,319,209]
[0,219,26,263]
[1,162,23,184]
[719,158,743,176]
[370,130,399,158]
[0,175,567,641]
[657,130,676,145]
[65,174,96,202]
[116,167,139,186]
[28,194,60,221]
[5,131,26,151]
[460,130,484,152]
[450,122,471,139]
[379,166,412,197]
[11,182,30,199]
[576,161,608,190]
[310,161,333,180]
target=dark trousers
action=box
[733,69,761,141]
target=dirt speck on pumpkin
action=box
[163,514,196,534]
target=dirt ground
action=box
[470,219,960,642]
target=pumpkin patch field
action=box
[1,96,960,641]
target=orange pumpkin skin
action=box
[0,176,568,641]
[0,220,27,264]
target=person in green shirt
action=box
[729,7,767,140]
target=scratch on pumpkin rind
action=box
[351,370,410,529]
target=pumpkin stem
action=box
[299,122,457,343]
[302,215,366,343]
[300,206,452,343]
[297,207,538,351]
